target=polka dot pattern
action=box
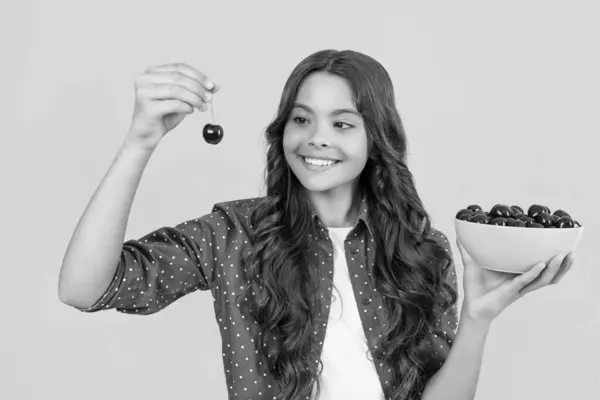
[427,229,459,368]
[75,196,459,399]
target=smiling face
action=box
[283,72,372,196]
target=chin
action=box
[300,182,338,193]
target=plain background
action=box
[4,0,599,399]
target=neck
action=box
[305,183,362,228]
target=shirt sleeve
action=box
[428,229,460,364]
[74,212,226,315]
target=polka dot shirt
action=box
[76,196,459,400]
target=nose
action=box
[307,127,330,148]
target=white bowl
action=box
[454,218,584,273]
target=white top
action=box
[313,227,384,400]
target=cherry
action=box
[527,204,546,219]
[527,221,545,228]
[203,123,224,144]
[510,205,524,214]
[554,216,575,228]
[553,209,571,218]
[490,217,508,226]
[534,212,554,227]
[470,214,490,224]
[456,209,473,220]
[489,204,513,219]
[467,205,483,213]
[203,98,223,145]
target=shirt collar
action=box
[309,192,375,236]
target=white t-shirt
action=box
[313,227,384,400]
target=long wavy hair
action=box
[240,49,458,400]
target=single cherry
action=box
[535,212,554,227]
[456,209,473,220]
[527,204,546,219]
[470,214,490,224]
[203,97,224,144]
[467,205,483,213]
[489,204,513,219]
[554,216,575,228]
[553,209,571,218]
[203,123,224,144]
[490,217,508,226]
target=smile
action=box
[299,156,342,170]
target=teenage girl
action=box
[58,49,575,400]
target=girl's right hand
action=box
[126,63,219,149]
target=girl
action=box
[58,49,575,400]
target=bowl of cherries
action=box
[454,204,583,273]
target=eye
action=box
[334,121,354,129]
[292,116,308,124]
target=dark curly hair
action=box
[240,49,458,400]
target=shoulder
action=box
[172,197,266,244]
[211,196,266,217]
[188,196,267,231]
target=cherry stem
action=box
[210,101,215,125]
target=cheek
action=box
[282,127,298,163]
[282,125,293,150]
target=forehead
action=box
[294,72,356,109]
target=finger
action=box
[142,71,214,104]
[550,252,576,285]
[142,83,207,112]
[147,63,216,92]
[502,261,547,296]
[154,99,195,115]
[519,254,565,296]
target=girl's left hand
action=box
[456,241,576,324]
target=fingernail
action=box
[204,92,212,101]
[206,80,214,90]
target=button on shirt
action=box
[76,196,459,400]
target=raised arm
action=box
[58,63,218,309]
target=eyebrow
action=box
[292,103,361,118]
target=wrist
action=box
[122,132,159,154]
[459,306,492,334]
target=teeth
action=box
[304,157,336,166]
